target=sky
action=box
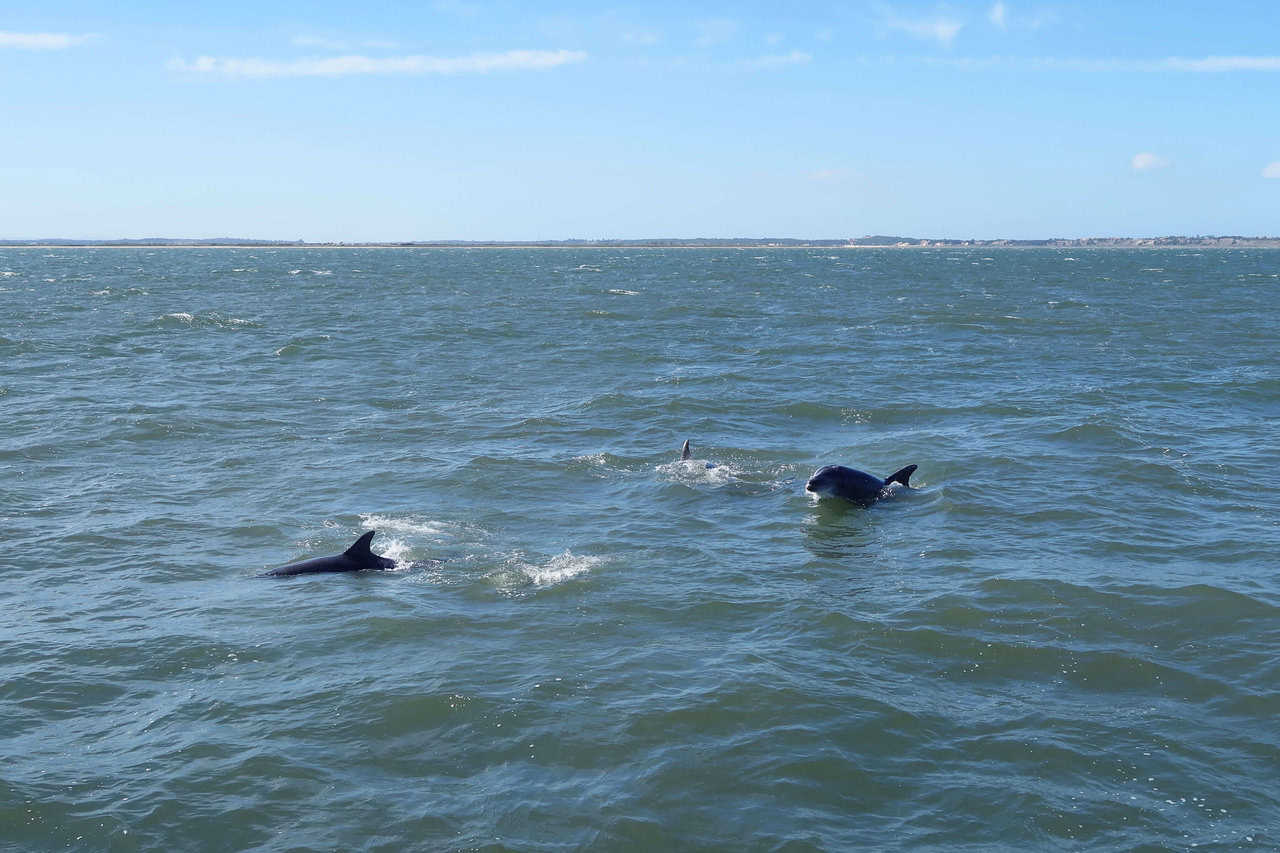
[2,1,1279,241]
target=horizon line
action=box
[3,234,1280,247]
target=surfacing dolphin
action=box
[262,530,395,577]
[805,464,917,506]
[679,439,717,469]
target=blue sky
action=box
[3,1,1279,240]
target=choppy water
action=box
[2,247,1277,851]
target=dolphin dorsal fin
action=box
[681,440,692,461]
[884,465,917,487]
[344,531,376,558]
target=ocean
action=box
[2,247,1276,850]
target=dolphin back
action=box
[262,530,391,576]
[344,530,378,560]
[884,465,917,487]
[344,530,395,570]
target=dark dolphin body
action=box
[805,464,917,505]
[262,531,395,577]
[679,439,717,469]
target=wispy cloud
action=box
[1132,152,1170,171]
[1263,162,1280,179]
[169,49,587,77]
[739,51,811,71]
[988,2,1007,30]
[0,30,95,50]
[881,11,963,46]
[985,3,1055,32]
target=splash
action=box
[519,551,605,586]
[656,458,740,487]
[359,513,480,543]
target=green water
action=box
[1,248,1277,850]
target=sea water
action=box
[1,248,1277,850]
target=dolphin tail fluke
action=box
[681,439,692,461]
[885,465,917,487]
[344,531,377,558]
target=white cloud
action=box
[1263,162,1280,179]
[1132,152,1171,171]
[169,49,587,77]
[985,3,1056,32]
[988,2,1007,29]
[0,30,95,50]
[739,51,811,71]
[882,13,963,46]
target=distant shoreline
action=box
[3,236,1280,249]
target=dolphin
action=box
[262,530,395,577]
[805,464,917,505]
[679,439,717,469]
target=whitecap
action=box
[519,551,605,586]
[359,513,479,542]
[607,289,640,296]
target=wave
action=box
[516,551,606,586]
[273,334,331,356]
[480,550,608,592]
[358,513,482,543]
[149,312,261,330]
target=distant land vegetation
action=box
[3,235,1279,248]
